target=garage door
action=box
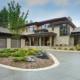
[11,39,21,48]
[0,38,7,48]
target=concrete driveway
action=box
[0,50,80,80]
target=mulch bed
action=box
[0,55,54,69]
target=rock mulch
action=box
[0,55,54,69]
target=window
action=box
[41,24,46,29]
[46,24,49,28]
[60,24,67,36]
[48,23,53,27]
[29,26,34,32]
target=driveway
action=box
[0,50,80,80]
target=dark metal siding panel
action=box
[0,37,7,48]
[11,39,21,48]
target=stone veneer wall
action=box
[53,25,70,46]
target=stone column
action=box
[39,37,41,46]
[7,38,11,48]
[70,37,74,46]
[50,36,52,46]
[29,37,31,46]
[21,39,25,48]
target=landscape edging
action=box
[0,53,59,71]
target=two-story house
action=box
[0,17,79,48]
[23,17,76,47]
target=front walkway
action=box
[0,50,80,80]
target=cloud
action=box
[26,0,69,6]
[52,0,69,5]
[26,0,49,6]
[15,0,20,2]
[52,10,67,18]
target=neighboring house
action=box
[0,17,79,48]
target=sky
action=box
[0,0,80,27]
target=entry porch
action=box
[25,32,56,46]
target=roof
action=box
[0,27,11,34]
[25,17,76,28]
[71,27,80,33]
[23,32,57,37]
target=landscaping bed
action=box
[0,49,54,69]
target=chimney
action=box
[67,17,72,22]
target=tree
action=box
[0,7,8,28]
[8,0,29,48]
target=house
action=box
[0,17,79,48]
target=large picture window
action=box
[60,24,67,36]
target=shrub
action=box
[76,44,80,51]
[64,48,67,50]
[1,49,11,53]
[10,49,18,53]
[27,50,36,55]
[0,53,11,57]
[53,47,56,49]
[27,49,40,55]
[76,47,80,51]
[13,57,28,62]
[18,48,27,53]
[58,47,62,50]
[12,51,26,57]
[60,44,62,46]
[55,44,58,46]
[69,48,74,50]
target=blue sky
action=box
[0,0,80,27]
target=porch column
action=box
[21,39,25,48]
[50,36,52,46]
[70,37,74,46]
[7,38,11,48]
[29,37,31,46]
[39,37,41,46]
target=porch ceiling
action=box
[24,32,57,37]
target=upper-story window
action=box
[30,26,34,32]
[60,24,67,36]
[41,24,46,29]
[46,24,50,28]
[48,23,53,27]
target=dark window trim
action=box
[60,24,68,36]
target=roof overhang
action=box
[23,32,57,37]
[25,17,76,28]
[71,32,80,36]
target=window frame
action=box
[29,26,34,32]
[60,24,68,36]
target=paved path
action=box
[0,50,80,80]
